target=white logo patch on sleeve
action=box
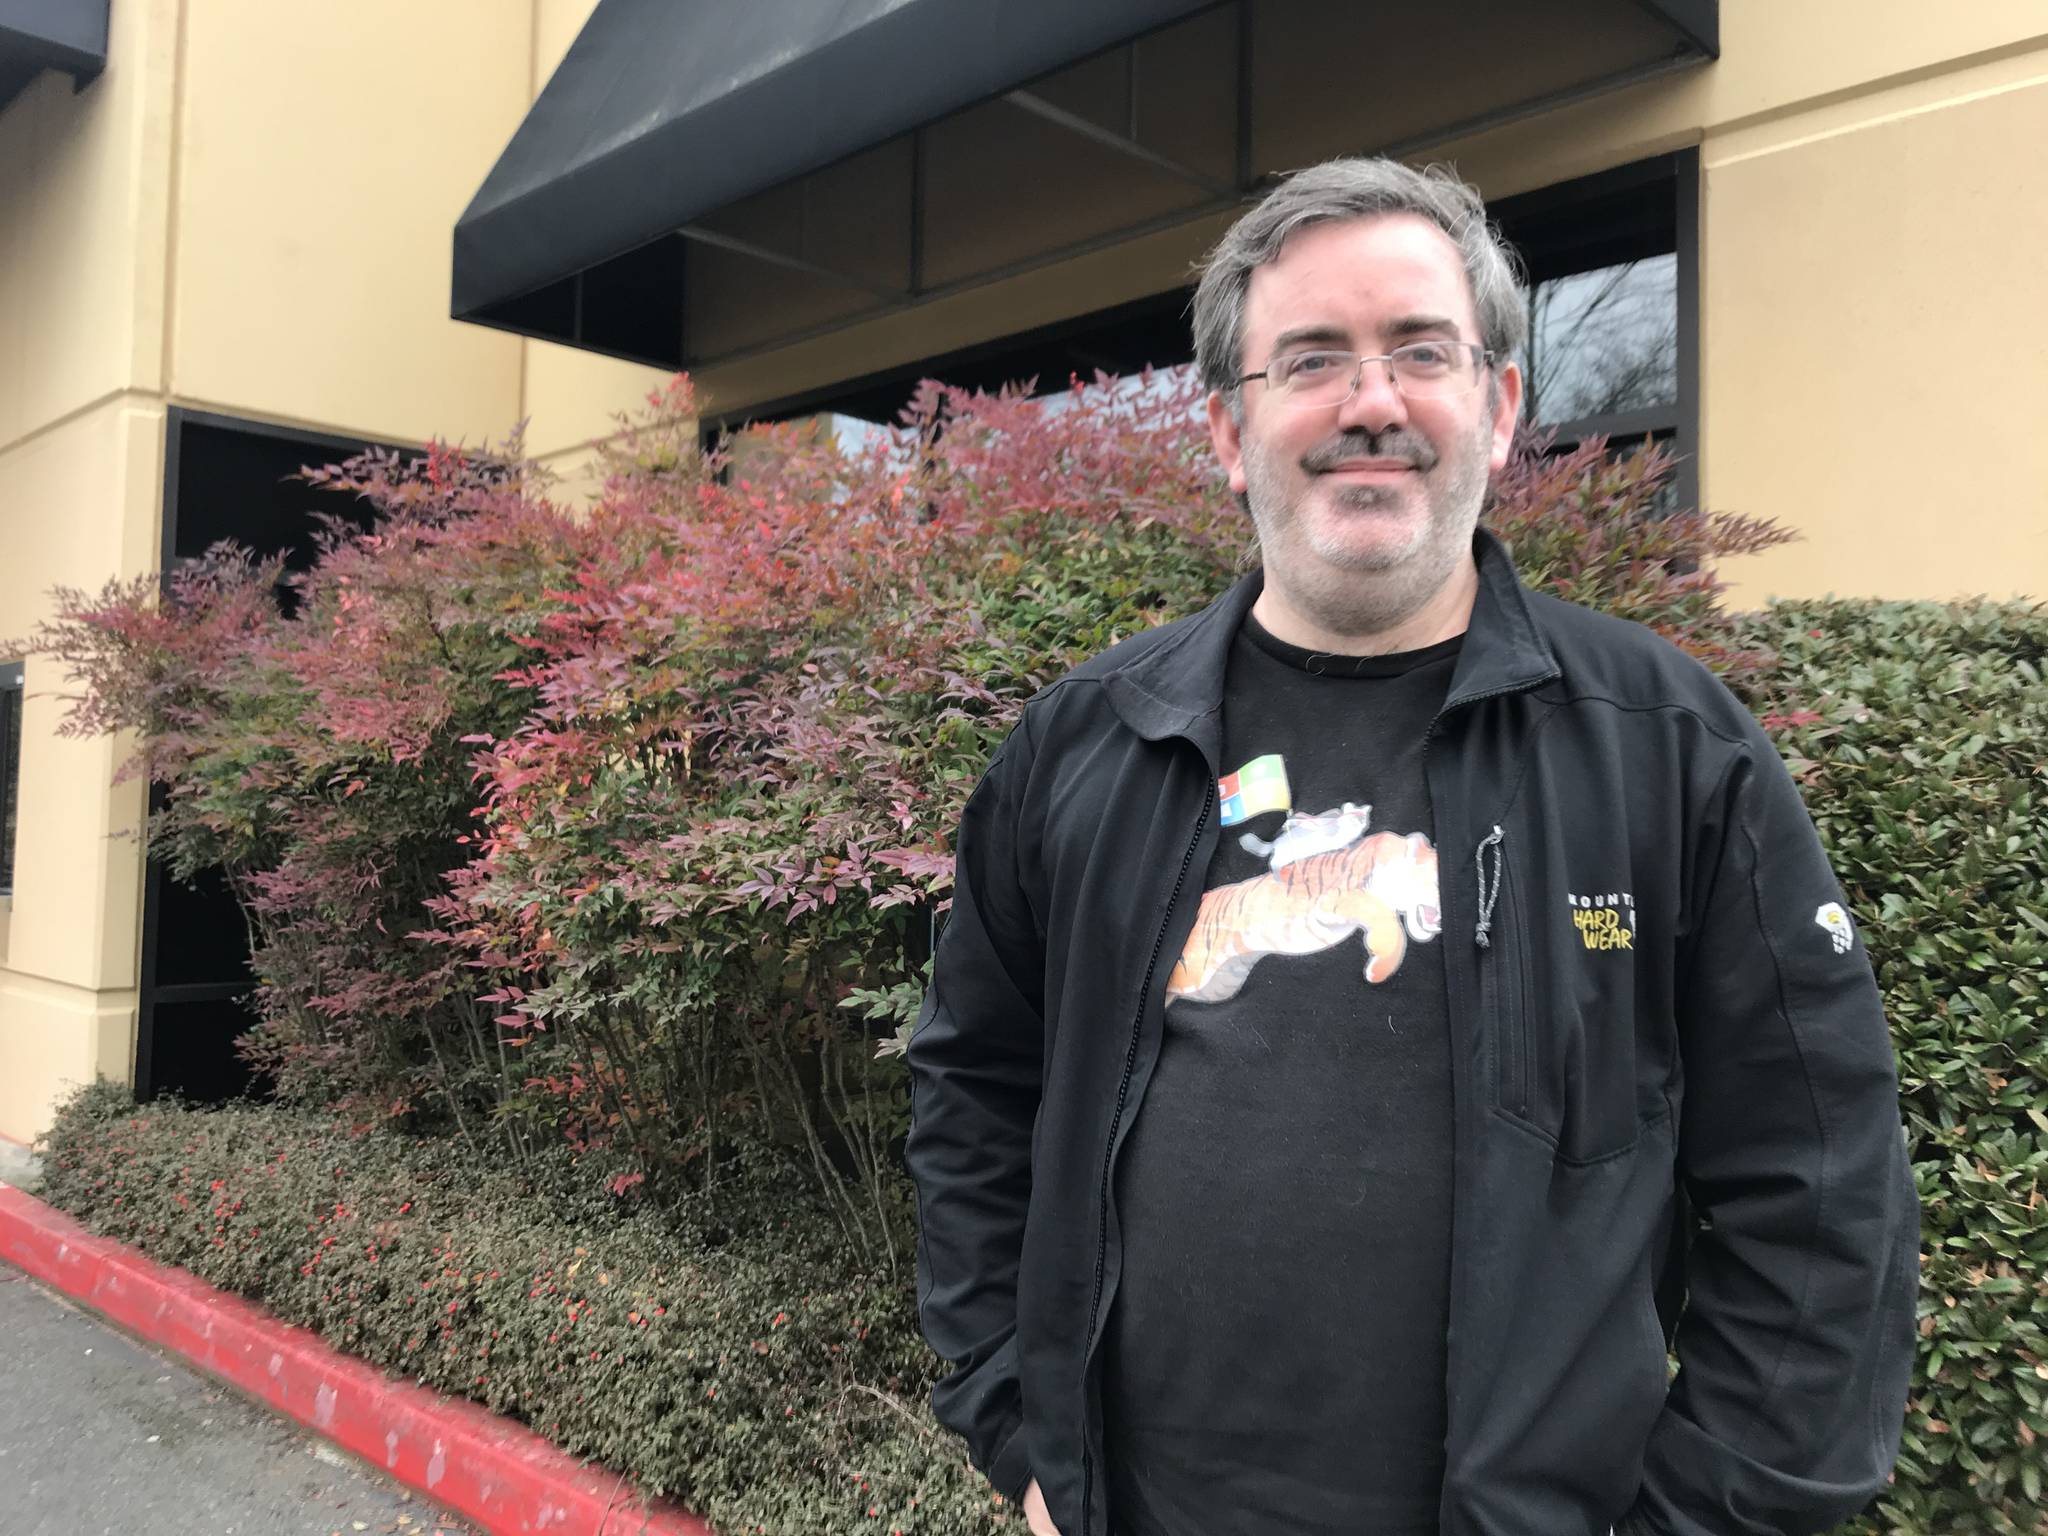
[1815,901,1855,954]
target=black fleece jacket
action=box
[905,530,1917,1536]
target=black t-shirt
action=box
[1103,612,1461,1536]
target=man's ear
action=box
[1208,389,1249,495]
[1487,359,1524,474]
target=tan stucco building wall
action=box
[0,0,662,1143]
[1440,1,2048,601]
[2,0,2042,1141]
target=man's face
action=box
[1207,213,1523,636]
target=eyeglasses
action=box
[1236,342,1495,409]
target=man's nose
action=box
[1336,356,1409,435]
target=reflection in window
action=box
[829,413,892,456]
[825,363,1204,456]
[1032,362,1201,421]
[1518,253,1677,428]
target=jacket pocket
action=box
[1485,826,1655,1161]
[1484,848,1533,1121]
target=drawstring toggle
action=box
[1474,825,1505,950]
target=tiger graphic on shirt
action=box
[1165,825,1442,1006]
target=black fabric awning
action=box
[454,0,1716,373]
[0,0,110,114]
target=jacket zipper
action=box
[1420,671,1550,1534]
[1425,680,1545,1122]
[1492,852,1530,1118]
[1080,778,1214,1535]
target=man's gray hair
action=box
[1191,157,1528,407]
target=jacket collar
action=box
[1101,526,1560,768]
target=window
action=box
[1491,150,1697,511]
[728,152,1698,508]
[702,288,1198,442]
[1522,253,1677,426]
[138,411,410,1106]
[0,661,22,897]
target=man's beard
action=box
[1241,415,1493,641]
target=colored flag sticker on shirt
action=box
[1217,753,1291,827]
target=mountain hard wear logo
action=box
[1815,901,1855,954]
[1569,890,1635,951]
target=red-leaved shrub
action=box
[13,374,1785,1267]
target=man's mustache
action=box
[1300,430,1438,474]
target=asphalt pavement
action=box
[0,1258,483,1536]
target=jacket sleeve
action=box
[903,728,1046,1502]
[1620,725,1920,1536]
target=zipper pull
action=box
[1474,825,1505,949]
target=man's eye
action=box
[1286,353,1337,376]
[1401,343,1450,366]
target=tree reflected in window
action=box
[1520,254,1677,428]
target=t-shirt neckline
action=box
[1241,610,1464,678]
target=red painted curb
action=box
[0,1184,713,1536]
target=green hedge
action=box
[38,592,2048,1535]
[1736,599,2048,1534]
[36,1082,1014,1536]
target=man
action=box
[904,158,1916,1536]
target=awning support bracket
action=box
[677,224,906,302]
[1002,88,1233,201]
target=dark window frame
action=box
[162,405,416,573]
[140,409,417,1104]
[0,660,22,898]
[1491,148,1700,514]
[711,150,1701,511]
